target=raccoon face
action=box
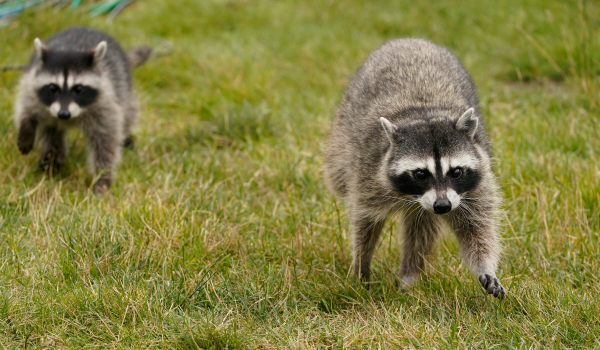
[382,109,483,214]
[32,38,106,120]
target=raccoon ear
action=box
[456,108,478,140]
[380,117,398,144]
[92,41,108,64]
[34,38,49,61]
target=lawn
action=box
[0,0,599,348]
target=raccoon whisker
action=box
[393,205,410,223]
[456,204,470,218]
[398,203,419,214]
[456,206,476,228]
[415,207,426,229]
[399,204,422,228]
[458,202,476,217]
[378,195,417,204]
[459,203,480,215]
[456,204,486,229]
[460,196,487,204]
[389,206,407,225]
[391,207,409,220]
[460,197,486,209]
[399,200,419,210]
[462,203,488,217]
[460,201,483,210]
[389,199,419,218]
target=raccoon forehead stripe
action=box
[34,71,102,90]
[33,72,64,87]
[72,74,102,88]
[440,154,479,174]
[449,154,479,170]
[441,158,450,175]
[427,158,436,176]
[392,157,434,175]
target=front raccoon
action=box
[14,26,148,193]
[324,38,505,298]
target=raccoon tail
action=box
[1,64,26,72]
[126,45,153,68]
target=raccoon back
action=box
[340,38,480,124]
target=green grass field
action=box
[1,0,599,348]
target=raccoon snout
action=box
[57,110,71,120]
[433,199,452,214]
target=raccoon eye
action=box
[48,84,59,93]
[414,170,427,180]
[72,85,84,94]
[451,167,463,178]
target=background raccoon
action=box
[13,26,151,193]
[324,38,505,298]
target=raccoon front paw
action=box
[17,118,37,155]
[478,274,505,299]
[17,139,34,155]
[39,151,64,172]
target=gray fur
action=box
[13,26,145,193]
[324,38,505,298]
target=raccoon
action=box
[324,38,505,298]
[14,26,151,193]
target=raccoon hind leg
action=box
[37,125,66,174]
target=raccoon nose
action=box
[57,110,71,120]
[433,199,452,214]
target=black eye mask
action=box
[37,84,60,106]
[36,84,99,108]
[389,170,433,196]
[449,167,481,194]
[71,85,99,107]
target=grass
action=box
[0,0,599,348]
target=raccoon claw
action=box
[478,274,505,299]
